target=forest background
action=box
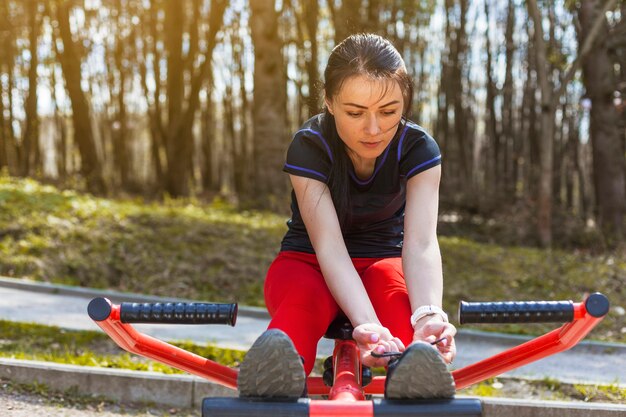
[0,0,624,347]
[1,0,625,248]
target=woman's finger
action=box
[393,337,406,351]
[362,351,390,368]
[386,338,404,354]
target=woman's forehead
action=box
[336,75,403,105]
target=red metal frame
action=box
[92,296,604,400]
[451,301,600,390]
[93,299,238,389]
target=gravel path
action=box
[0,385,199,417]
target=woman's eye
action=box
[347,112,362,117]
[382,110,397,116]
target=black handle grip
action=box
[458,300,574,324]
[120,301,238,326]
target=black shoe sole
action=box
[385,342,456,399]
[238,329,306,399]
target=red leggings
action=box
[264,251,414,375]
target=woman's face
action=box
[325,74,404,163]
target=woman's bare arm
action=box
[402,165,443,312]
[290,174,379,326]
[402,165,456,363]
[289,174,404,365]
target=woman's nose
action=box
[365,114,382,135]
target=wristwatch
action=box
[410,305,449,328]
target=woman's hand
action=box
[412,316,456,364]
[352,323,405,368]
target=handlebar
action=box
[88,297,238,326]
[458,292,609,324]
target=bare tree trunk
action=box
[54,1,106,194]
[139,58,165,187]
[576,125,593,222]
[580,0,625,245]
[21,0,40,177]
[8,57,18,174]
[163,0,185,194]
[0,1,19,175]
[564,110,582,213]
[222,86,235,196]
[329,0,364,44]
[483,0,500,202]
[452,0,471,198]
[553,97,569,209]
[0,83,7,170]
[303,0,320,117]
[409,35,425,119]
[223,85,236,195]
[436,1,453,190]
[51,66,67,180]
[520,23,539,203]
[139,0,166,187]
[238,37,252,201]
[107,0,131,191]
[230,16,249,198]
[527,0,555,247]
[0,0,6,169]
[113,49,131,190]
[502,0,516,201]
[164,0,184,139]
[164,0,227,197]
[250,0,288,210]
[201,88,217,192]
[0,28,8,171]
[365,0,382,34]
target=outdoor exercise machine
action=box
[87,292,609,417]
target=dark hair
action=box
[321,33,414,228]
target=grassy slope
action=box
[0,176,624,342]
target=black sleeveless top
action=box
[281,114,441,258]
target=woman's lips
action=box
[361,141,382,148]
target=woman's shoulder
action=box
[293,114,326,140]
[298,113,325,131]
[284,114,332,182]
[402,119,436,142]
[289,114,333,159]
[396,119,441,178]
[396,120,438,159]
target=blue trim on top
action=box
[349,141,393,186]
[284,163,328,181]
[297,128,334,162]
[396,125,410,161]
[406,155,442,178]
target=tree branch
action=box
[526,0,552,105]
[555,0,618,100]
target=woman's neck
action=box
[347,149,376,180]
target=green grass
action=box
[459,377,626,404]
[440,237,626,341]
[0,175,625,342]
[0,320,245,373]
[0,176,285,306]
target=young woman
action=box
[238,33,456,400]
